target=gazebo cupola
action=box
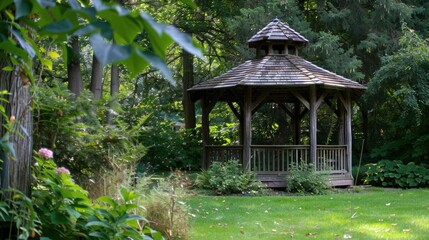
[247,18,308,58]
[188,18,366,187]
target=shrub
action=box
[143,172,191,239]
[1,148,162,240]
[364,160,429,188]
[352,165,370,185]
[286,163,330,195]
[33,83,146,185]
[138,124,202,172]
[196,160,264,195]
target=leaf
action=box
[140,52,174,84]
[68,0,82,10]
[41,58,53,71]
[140,12,164,35]
[179,0,197,8]
[0,0,13,12]
[73,21,112,39]
[97,196,116,206]
[120,188,130,201]
[48,51,60,59]
[92,0,109,12]
[89,232,109,238]
[11,29,36,59]
[164,25,203,58]
[14,0,32,19]
[90,33,131,65]
[124,214,147,222]
[2,66,13,71]
[86,221,113,229]
[19,124,30,138]
[120,47,149,79]
[50,211,71,224]
[65,206,81,219]
[0,134,16,158]
[100,11,142,44]
[36,0,55,7]
[43,19,74,34]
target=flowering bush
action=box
[55,167,70,175]
[38,148,53,159]
[1,148,163,239]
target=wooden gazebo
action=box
[188,19,366,187]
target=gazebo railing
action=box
[250,145,309,173]
[205,145,243,166]
[316,145,347,175]
[204,145,348,175]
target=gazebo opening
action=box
[189,18,366,187]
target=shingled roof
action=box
[247,18,308,47]
[188,19,366,101]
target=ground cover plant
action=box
[365,160,429,188]
[188,188,429,239]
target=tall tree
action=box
[0,62,33,196]
[107,64,120,125]
[182,50,195,128]
[89,54,103,100]
[364,27,429,162]
[67,36,83,96]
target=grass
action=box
[187,188,429,239]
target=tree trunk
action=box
[107,64,119,124]
[182,50,196,129]
[67,36,83,96]
[90,54,103,100]
[0,62,33,197]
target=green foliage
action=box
[86,189,160,240]
[364,160,429,188]
[286,163,330,195]
[1,149,163,239]
[144,172,191,239]
[364,27,429,162]
[138,122,202,172]
[33,82,147,181]
[352,165,370,185]
[0,0,202,83]
[31,153,92,238]
[0,189,40,239]
[196,160,264,195]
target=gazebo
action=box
[188,19,366,187]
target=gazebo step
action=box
[257,174,353,188]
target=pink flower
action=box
[56,167,70,175]
[38,148,53,159]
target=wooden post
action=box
[338,97,345,145]
[345,90,353,180]
[294,101,301,145]
[309,85,317,166]
[201,96,210,169]
[243,87,252,171]
[239,106,244,145]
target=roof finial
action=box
[273,17,279,22]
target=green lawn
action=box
[187,188,429,239]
